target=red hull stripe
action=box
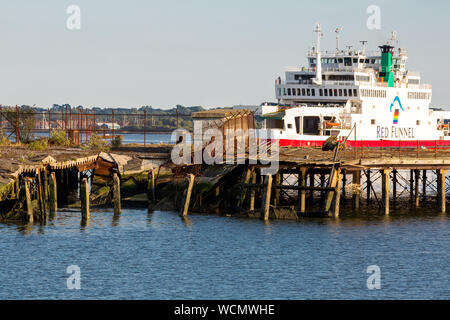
[270,139,450,148]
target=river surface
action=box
[0,205,448,300]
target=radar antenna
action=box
[335,27,342,53]
[360,40,368,54]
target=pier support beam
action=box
[274,172,281,207]
[437,169,447,213]
[330,169,342,218]
[309,172,315,200]
[392,169,397,202]
[147,169,155,203]
[342,170,347,201]
[414,170,420,208]
[409,170,414,203]
[80,177,90,224]
[299,167,307,213]
[381,169,391,215]
[261,174,273,221]
[24,179,33,223]
[366,170,371,204]
[422,170,427,201]
[49,172,57,215]
[113,173,121,215]
[352,170,361,209]
[249,171,256,211]
[181,174,195,217]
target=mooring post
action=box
[352,170,361,209]
[260,174,273,221]
[297,167,306,213]
[147,169,155,203]
[113,173,121,215]
[414,169,420,208]
[381,169,391,215]
[24,179,33,223]
[181,174,195,217]
[330,169,342,218]
[80,177,90,223]
[249,170,256,211]
[437,169,447,213]
[49,172,57,215]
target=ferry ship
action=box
[262,23,450,148]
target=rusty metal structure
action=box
[0,105,191,146]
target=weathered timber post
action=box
[309,172,315,200]
[24,179,33,223]
[260,174,273,221]
[324,169,339,212]
[437,169,447,213]
[414,169,420,208]
[49,172,57,215]
[249,170,256,211]
[80,177,90,223]
[422,170,427,200]
[113,173,121,215]
[147,169,155,203]
[43,168,49,203]
[366,170,371,204]
[15,177,20,200]
[352,170,361,209]
[274,172,281,207]
[341,169,347,200]
[330,169,342,217]
[181,174,195,217]
[381,169,391,215]
[238,166,253,208]
[392,169,397,202]
[37,169,46,223]
[299,167,307,213]
[409,170,414,202]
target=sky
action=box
[1,0,450,109]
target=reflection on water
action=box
[0,206,448,299]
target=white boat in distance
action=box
[261,23,450,148]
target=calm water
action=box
[0,206,448,300]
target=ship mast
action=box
[313,23,323,86]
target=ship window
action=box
[319,89,323,96]
[360,59,364,63]
[334,89,338,96]
[287,88,291,95]
[338,58,343,63]
[371,119,376,125]
[324,89,328,96]
[365,59,369,63]
[297,88,300,95]
[283,88,286,95]
[344,58,352,66]
[353,89,357,96]
[307,89,310,96]
[303,116,320,135]
[339,89,342,96]
[301,88,305,96]
[343,89,347,96]
[329,89,333,96]
[349,89,353,97]
[353,58,358,63]
[311,89,315,96]
[287,123,293,129]
[371,59,375,64]
[295,117,301,134]
[293,88,296,96]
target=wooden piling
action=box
[352,170,361,209]
[324,169,339,212]
[181,174,195,217]
[274,172,281,207]
[422,170,427,200]
[437,169,447,213]
[414,169,420,208]
[309,172,315,200]
[330,169,342,217]
[37,169,46,222]
[249,171,256,211]
[24,179,33,223]
[238,167,253,208]
[80,177,90,222]
[392,169,397,202]
[381,169,391,215]
[49,172,57,215]
[261,174,273,220]
[299,167,307,213]
[366,170,371,204]
[409,169,414,202]
[113,173,121,215]
[147,169,155,202]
